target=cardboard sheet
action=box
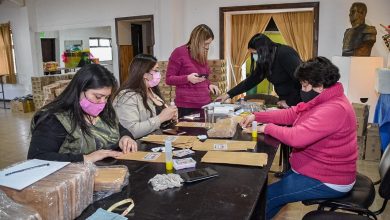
[117,151,166,163]
[192,139,256,151]
[201,151,268,167]
[141,135,257,151]
[141,135,256,151]
[140,135,197,148]
[176,121,210,128]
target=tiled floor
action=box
[0,107,389,219]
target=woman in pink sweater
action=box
[166,24,220,118]
[241,57,358,219]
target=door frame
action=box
[219,2,319,59]
[115,15,154,84]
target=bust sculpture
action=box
[342,2,377,56]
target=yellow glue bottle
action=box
[165,139,173,171]
[252,121,258,138]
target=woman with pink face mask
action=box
[28,64,138,163]
[113,54,178,139]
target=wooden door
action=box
[41,38,56,62]
[119,45,133,84]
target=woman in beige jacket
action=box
[113,54,178,139]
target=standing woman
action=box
[218,33,302,108]
[28,64,137,163]
[166,24,220,118]
[114,54,178,139]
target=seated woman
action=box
[241,57,358,219]
[113,54,178,139]
[28,64,137,163]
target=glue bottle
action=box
[165,139,173,171]
[252,121,258,138]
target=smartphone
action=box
[196,74,208,79]
[180,167,218,183]
[162,128,186,135]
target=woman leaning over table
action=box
[28,64,137,163]
[166,24,220,118]
[113,54,178,139]
[241,57,358,219]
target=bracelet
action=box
[107,198,135,216]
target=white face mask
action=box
[252,53,259,62]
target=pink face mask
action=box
[147,71,161,87]
[79,96,106,117]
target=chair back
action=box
[379,144,390,199]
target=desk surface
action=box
[77,126,279,220]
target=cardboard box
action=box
[352,103,369,136]
[356,116,369,136]
[357,136,366,160]
[365,124,381,161]
[352,103,370,118]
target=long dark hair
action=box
[247,33,278,78]
[32,64,118,136]
[115,54,163,116]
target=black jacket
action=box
[227,44,302,106]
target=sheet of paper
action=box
[201,151,268,167]
[0,159,70,190]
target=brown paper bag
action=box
[192,139,256,151]
[176,121,210,127]
[201,151,268,167]
[117,151,166,163]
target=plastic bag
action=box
[93,165,129,201]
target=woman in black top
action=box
[28,64,137,162]
[218,33,302,108]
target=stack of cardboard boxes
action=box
[353,103,370,160]
[353,103,381,161]
[42,80,72,105]
[10,95,35,113]
[31,73,75,109]
[365,123,382,161]
[157,59,227,103]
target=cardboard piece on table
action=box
[117,151,166,163]
[94,167,128,192]
[176,121,211,128]
[140,135,198,148]
[192,139,257,151]
[201,151,268,167]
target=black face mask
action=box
[300,89,320,103]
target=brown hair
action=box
[115,54,163,115]
[186,24,214,65]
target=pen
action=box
[5,163,50,176]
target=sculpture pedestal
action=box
[332,56,383,122]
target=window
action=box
[89,38,112,61]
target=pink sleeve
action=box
[166,52,190,86]
[254,107,298,125]
[264,104,345,147]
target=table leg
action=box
[250,176,268,220]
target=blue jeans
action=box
[266,170,348,219]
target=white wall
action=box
[1,0,389,99]
[0,0,38,98]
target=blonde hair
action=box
[186,24,214,65]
